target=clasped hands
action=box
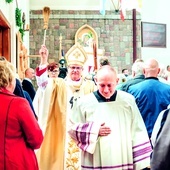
[99,123,111,137]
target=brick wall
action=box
[29,10,141,74]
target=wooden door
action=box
[0,10,11,61]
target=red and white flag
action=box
[120,0,142,21]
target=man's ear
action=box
[94,75,97,84]
[116,78,119,84]
[132,71,135,77]
[157,68,160,74]
[143,68,146,75]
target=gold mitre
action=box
[65,44,87,66]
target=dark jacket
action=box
[119,74,145,92]
[151,108,170,170]
[14,79,37,118]
[22,79,36,100]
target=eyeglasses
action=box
[48,70,59,73]
[69,66,82,70]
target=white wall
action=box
[141,0,170,66]
[30,0,98,10]
[30,0,113,10]
[0,0,30,66]
[0,1,11,18]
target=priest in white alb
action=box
[68,65,152,170]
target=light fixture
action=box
[111,0,121,13]
[59,59,66,68]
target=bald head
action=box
[95,65,118,99]
[144,58,160,78]
[96,65,117,79]
[25,68,35,79]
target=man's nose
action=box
[104,86,109,93]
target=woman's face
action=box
[48,68,60,78]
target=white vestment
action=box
[64,76,97,170]
[34,68,97,170]
[33,78,55,135]
[68,91,152,170]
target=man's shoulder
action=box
[49,77,66,85]
[77,92,95,106]
[120,79,135,90]
[120,76,145,91]
[116,90,137,106]
[117,90,135,99]
[22,79,27,83]
[22,79,31,85]
[80,92,95,100]
[127,80,144,91]
[159,80,170,89]
[84,78,95,84]
[83,79,97,90]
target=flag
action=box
[100,0,107,15]
[120,0,142,21]
[120,0,125,21]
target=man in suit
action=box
[22,68,36,100]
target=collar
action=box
[135,74,145,79]
[65,76,84,91]
[24,78,32,83]
[145,77,159,80]
[94,90,117,102]
[0,88,14,96]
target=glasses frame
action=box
[69,66,83,71]
[48,69,59,73]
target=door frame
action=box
[0,10,11,61]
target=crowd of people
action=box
[1,45,170,170]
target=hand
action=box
[99,123,111,137]
[39,45,49,65]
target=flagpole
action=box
[59,33,62,61]
[132,9,137,62]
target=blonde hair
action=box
[0,60,16,89]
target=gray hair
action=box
[132,61,144,76]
